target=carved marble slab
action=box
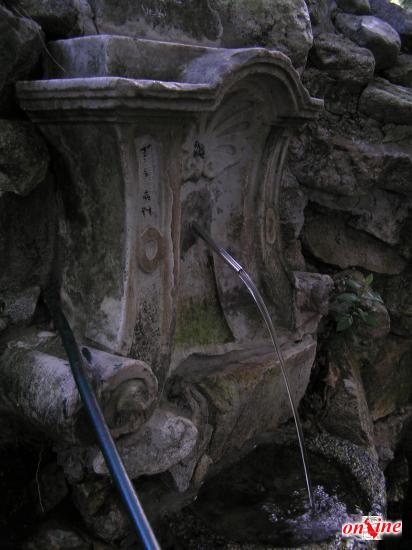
[15,39,325,490]
[18,37,321,380]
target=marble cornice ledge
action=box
[17,36,323,121]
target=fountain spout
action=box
[191,222,314,510]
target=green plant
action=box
[330,274,384,333]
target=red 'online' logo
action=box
[342,517,402,540]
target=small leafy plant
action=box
[330,273,384,333]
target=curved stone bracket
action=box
[0,329,158,443]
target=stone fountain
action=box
[6,33,344,540]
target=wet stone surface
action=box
[162,444,367,549]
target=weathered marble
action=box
[92,408,198,479]
[16,34,324,492]
[1,1,411,544]
[169,336,317,467]
[58,336,317,489]
[0,329,158,442]
[19,36,322,365]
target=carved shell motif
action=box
[182,96,255,183]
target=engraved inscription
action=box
[139,143,155,218]
[136,136,163,272]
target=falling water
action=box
[191,222,314,510]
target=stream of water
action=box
[191,222,314,510]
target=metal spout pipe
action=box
[191,222,314,510]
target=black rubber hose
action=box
[43,287,161,550]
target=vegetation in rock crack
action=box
[329,274,384,333]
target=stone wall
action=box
[1,0,412,545]
[289,0,412,468]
